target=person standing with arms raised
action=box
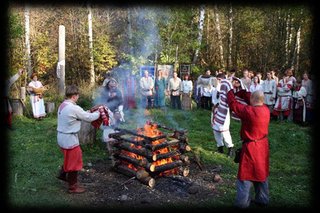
[227,86,270,208]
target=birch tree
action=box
[227,4,233,70]
[88,4,95,87]
[192,4,205,64]
[24,5,32,78]
[214,5,224,68]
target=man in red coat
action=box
[227,87,270,208]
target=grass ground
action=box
[6,107,313,209]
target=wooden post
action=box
[78,120,96,145]
[58,25,65,96]
[45,102,55,113]
[20,87,26,101]
[11,99,23,116]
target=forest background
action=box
[7,2,314,99]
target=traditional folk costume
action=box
[272,78,293,120]
[211,79,234,155]
[227,89,270,208]
[28,79,46,119]
[302,79,314,123]
[181,79,193,110]
[262,79,277,113]
[230,77,247,121]
[140,75,154,108]
[292,85,307,124]
[154,77,166,108]
[122,74,137,109]
[197,74,216,110]
[249,83,263,93]
[240,77,252,91]
[95,78,124,144]
[168,77,182,109]
[57,99,100,193]
[5,72,22,128]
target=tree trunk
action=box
[127,8,134,56]
[24,5,32,78]
[11,99,24,116]
[58,25,65,96]
[88,5,95,88]
[45,102,55,113]
[227,4,233,70]
[295,26,301,71]
[192,5,205,64]
[214,5,224,68]
[78,120,96,145]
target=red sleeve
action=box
[234,90,251,104]
[227,90,247,120]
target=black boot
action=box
[217,146,224,153]
[227,147,234,157]
[56,166,67,182]
[67,171,86,193]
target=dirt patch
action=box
[64,156,233,209]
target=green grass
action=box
[7,108,313,208]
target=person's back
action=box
[238,103,270,142]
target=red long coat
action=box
[227,90,270,181]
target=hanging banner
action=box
[179,64,191,78]
[156,64,174,81]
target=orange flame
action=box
[121,122,179,175]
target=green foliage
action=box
[93,34,118,82]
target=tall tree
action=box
[24,5,32,78]
[214,5,224,68]
[87,4,95,87]
[227,4,233,70]
[192,4,205,64]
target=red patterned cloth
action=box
[90,105,110,128]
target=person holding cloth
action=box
[56,85,100,193]
[226,85,270,208]
[5,68,24,129]
[27,72,46,120]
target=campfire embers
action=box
[109,121,191,188]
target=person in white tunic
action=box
[292,79,307,124]
[27,73,46,119]
[197,69,216,110]
[262,71,277,115]
[167,71,182,109]
[249,76,263,93]
[139,70,154,109]
[5,68,24,129]
[211,73,234,156]
[301,72,314,123]
[272,73,293,121]
[56,85,100,193]
[180,74,193,110]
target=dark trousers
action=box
[235,179,269,208]
[200,96,212,110]
[170,95,181,109]
[141,95,153,109]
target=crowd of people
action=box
[5,66,315,208]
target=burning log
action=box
[145,139,180,151]
[113,143,153,160]
[115,127,166,142]
[113,153,155,172]
[113,164,137,178]
[152,150,180,161]
[135,169,155,187]
[113,165,155,188]
[153,160,183,174]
